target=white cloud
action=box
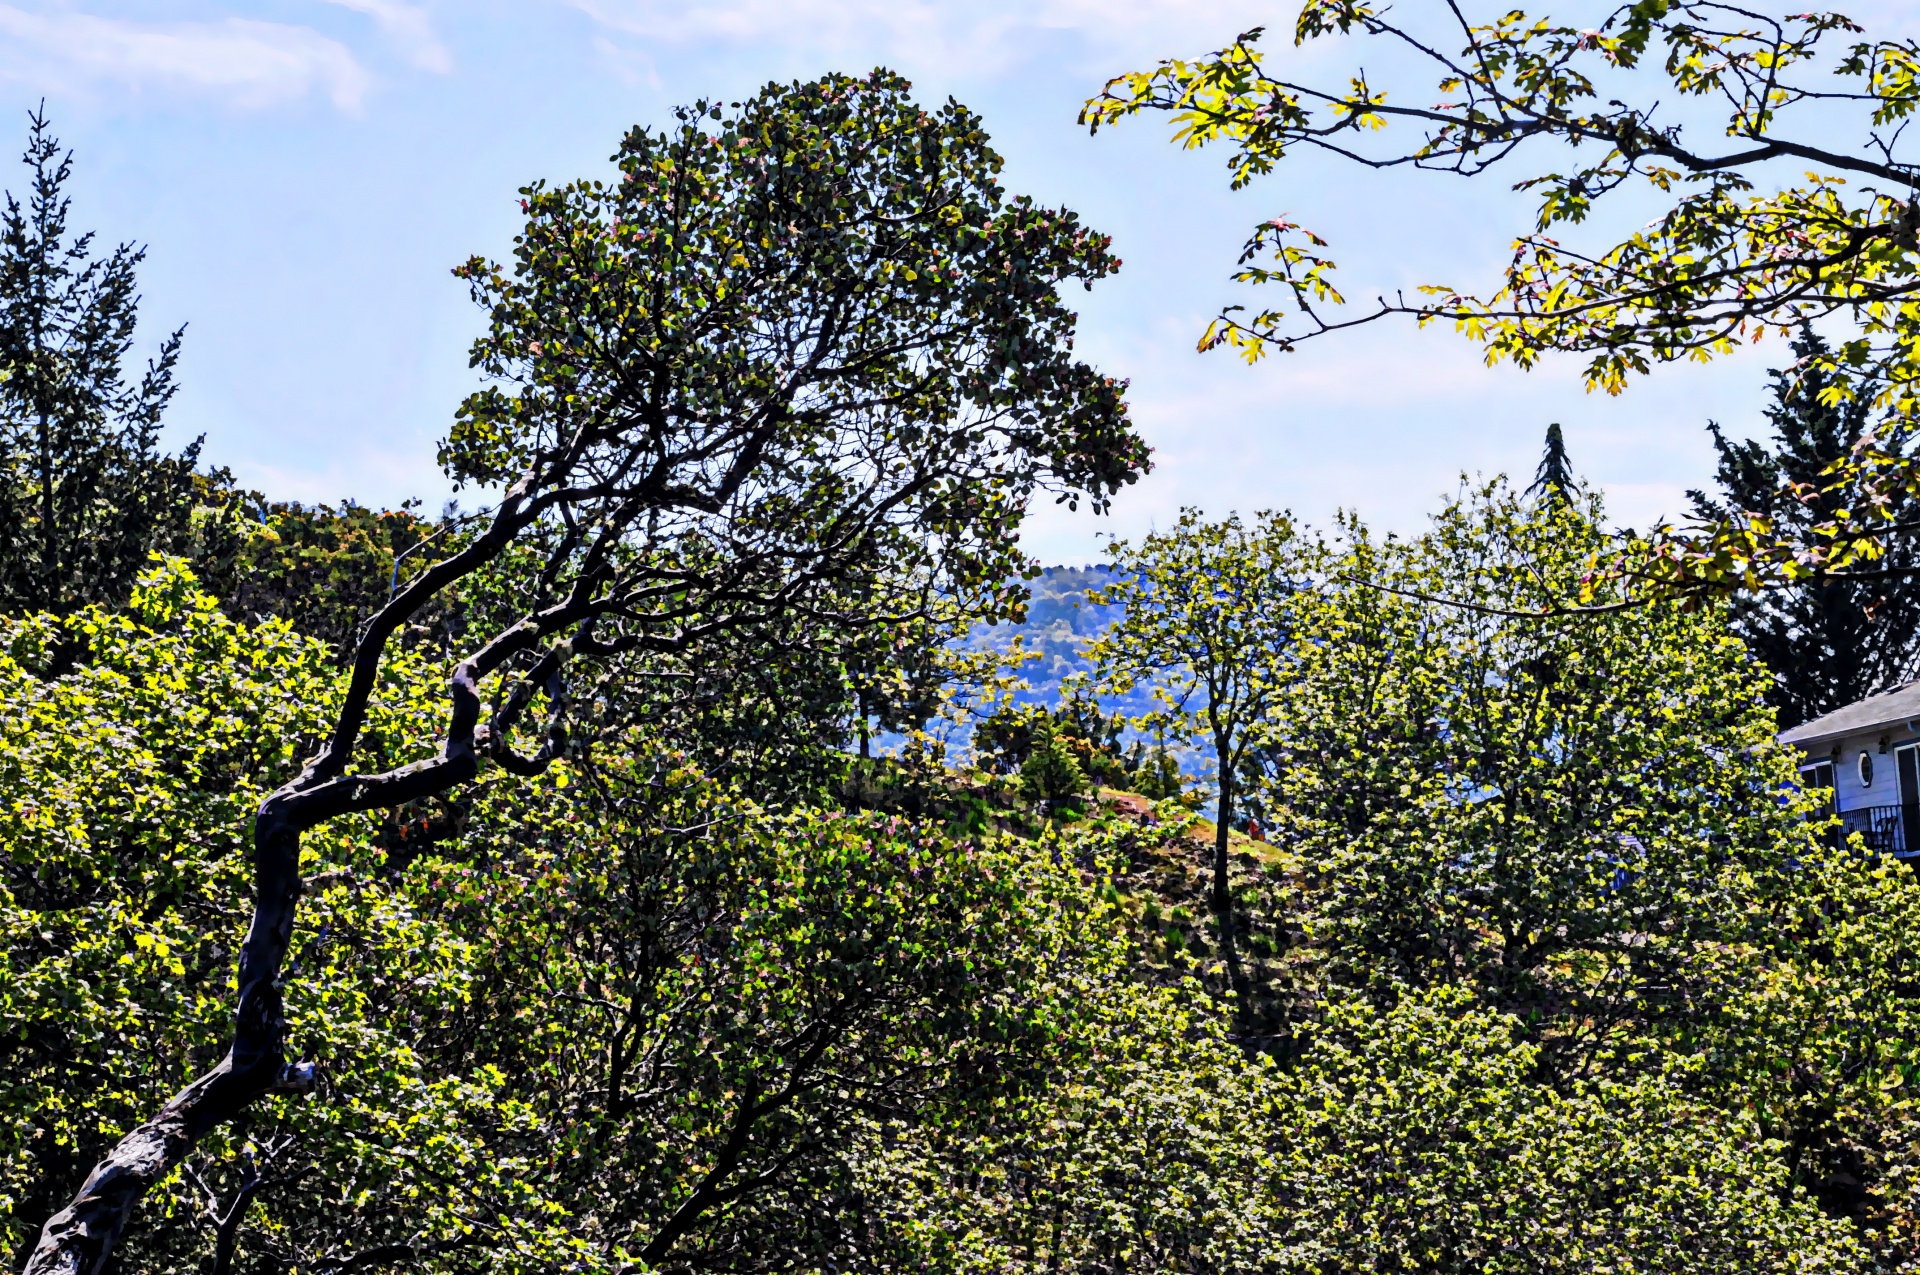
[0,6,370,110]
[321,0,452,73]
[569,0,1275,77]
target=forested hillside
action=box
[968,566,1118,703]
[951,565,1164,760]
[19,12,1920,1275]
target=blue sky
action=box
[3,0,1910,561]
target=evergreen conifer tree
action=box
[1528,422,1575,504]
[1020,718,1088,813]
[0,108,200,616]
[1688,328,1920,727]
[1133,745,1184,801]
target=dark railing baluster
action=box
[1835,804,1920,857]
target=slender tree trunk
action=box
[22,800,316,1275]
[1212,755,1247,1002]
[36,400,54,614]
[206,1155,267,1275]
[24,658,490,1275]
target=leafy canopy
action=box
[1252,480,1808,1025]
[1091,509,1309,992]
[1083,3,1920,589]
[0,562,1168,1275]
[452,69,1145,632]
[1086,3,1920,388]
[22,71,1150,1275]
[1688,328,1920,724]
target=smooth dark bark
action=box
[20,79,1144,1270]
[1211,754,1247,1003]
[18,471,548,1275]
[185,1149,268,1275]
[18,434,938,1273]
[18,435,890,1274]
[21,660,488,1275]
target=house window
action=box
[1800,761,1836,815]
[1860,751,1876,788]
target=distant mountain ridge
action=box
[941,565,1173,759]
[882,564,1209,784]
[965,565,1132,708]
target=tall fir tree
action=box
[0,107,200,616]
[1528,422,1575,504]
[1688,328,1920,727]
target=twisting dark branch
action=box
[23,69,1145,1275]
[182,1144,281,1275]
[1082,2,1920,398]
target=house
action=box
[1780,682,1920,857]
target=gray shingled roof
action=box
[1779,681,1920,747]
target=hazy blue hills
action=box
[965,565,1133,708]
[932,565,1181,765]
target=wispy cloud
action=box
[570,0,1274,78]
[322,0,452,74]
[0,6,370,110]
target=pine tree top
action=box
[1528,423,1574,504]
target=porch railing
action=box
[1836,804,1920,857]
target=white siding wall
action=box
[1821,729,1919,811]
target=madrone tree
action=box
[22,71,1144,1275]
[1084,3,1920,583]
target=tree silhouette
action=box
[0,107,200,616]
[1528,422,1575,505]
[22,73,1145,1275]
[1689,328,1920,727]
[1087,5,1920,592]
